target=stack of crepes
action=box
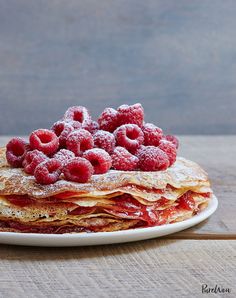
[0,148,212,233]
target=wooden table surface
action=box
[0,135,235,297]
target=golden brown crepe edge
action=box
[0,146,210,198]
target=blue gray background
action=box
[0,0,235,135]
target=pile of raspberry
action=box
[5,104,179,185]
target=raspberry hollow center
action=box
[73,111,84,123]
[80,140,89,152]
[90,159,99,167]
[12,145,25,156]
[70,166,82,176]
[54,125,64,136]
[48,164,59,173]
[39,133,53,144]
[126,129,139,140]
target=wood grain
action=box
[0,135,235,239]
[0,240,235,297]
[174,135,236,239]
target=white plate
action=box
[0,195,218,247]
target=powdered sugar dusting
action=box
[84,148,110,156]
[136,145,169,171]
[111,146,138,171]
[0,182,5,190]
[98,108,118,132]
[93,130,115,154]
[143,123,163,146]
[0,154,210,199]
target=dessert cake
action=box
[0,104,213,233]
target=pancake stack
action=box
[0,148,212,233]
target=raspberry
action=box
[29,129,59,156]
[98,107,118,132]
[63,106,91,128]
[111,147,138,171]
[114,124,144,153]
[6,137,29,168]
[51,121,74,147]
[117,103,144,127]
[54,149,75,166]
[142,123,163,146]
[34,158,62,185]
[136,146,169,171]
[65,120,82,130]
[159,140,177,166]
[82,119,99,134]
[83,148,112,174]
[66,129,94,156]
[165,135,179,149]
[93,130,115,154]
[62,157,94,183]
[23,150,48,174]
[133,144,146,156]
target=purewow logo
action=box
[202,284,231,294]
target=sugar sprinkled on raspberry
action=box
[165,135,179,149]
[6,103,179,176]
[111,147,139,171]
[136,146,169,171]
[63,106,91,127]
[66,129,94,156]
[93,130,115,154]
[114,124,144,153]
[98,107,118,132]
[65,120,82,130]
[6,137,29,168]
[23,150,48,174]
[51,121,74,148]
[29,129,59,156]
[133,145,146,156]
[34,158,62,185]
[117,103,144,127]
[82,119,99,134]
[142,123,163,146]
[83,148,112,174]
[158,139,177,166]
[54,149,75,166]
[62,157,94,183]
